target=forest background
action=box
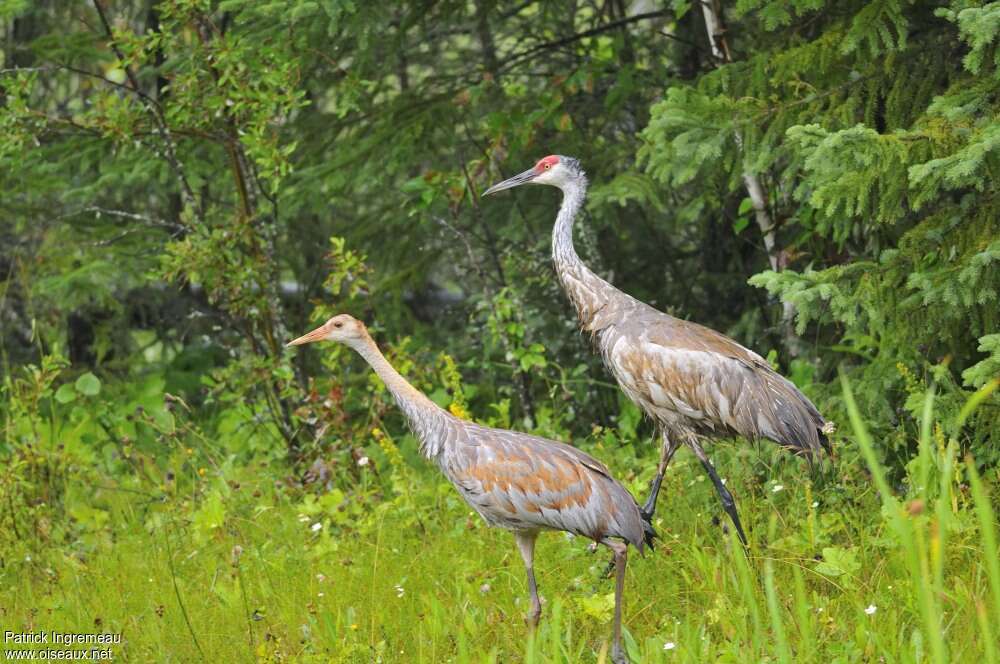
[2,1,1000,662]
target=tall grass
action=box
[2,379,998,662]
[841,373,998,664]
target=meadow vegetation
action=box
[2,350,998,662]
[2,1,1000,662]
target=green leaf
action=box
[75,372,101,397]
[814,546,861,578]
[576,591,616,623]
[54,383,77,404]
[193,491,226,535]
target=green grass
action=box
[3,384,999,662]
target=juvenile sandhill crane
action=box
[287,314,655,664]
[484,156,832,545]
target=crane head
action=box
[286,314,367,347]
[482,155,582,195]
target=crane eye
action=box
[544,163,551,170]
[334,322,343,329]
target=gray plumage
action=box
[287,314,652,664]
[484,155,832,544]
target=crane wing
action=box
[606,313,828,456]
[444,425,648,549]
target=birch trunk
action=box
[699,0,801,354]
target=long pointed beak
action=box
[286,324,328,347]
[482,168,537,196]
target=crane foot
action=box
[600,556,616,579]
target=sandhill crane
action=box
[484,155,832,545]
[287,314,655,664]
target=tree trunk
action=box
[698,0,801,354]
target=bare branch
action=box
[499,10,674,73]
[0,66,53,75]
[53,206,184,233]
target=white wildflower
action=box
[357,456,370,467]
[812,501,819,508]
[311,522,323,532]
[772,484,784,493]
[395,584,405,598]
[865,604,877,615]
[663,642,676,651]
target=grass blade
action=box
[966,459,1000,630]
[840,371,947,664]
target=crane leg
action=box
[515,531,542,628]
[639,433,680,520]
[688,438,749,546]
[599,434,677,579]
[602,539,630,664]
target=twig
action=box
[0,66,54,75]
[499,10,674,72]
[54,206,183,233]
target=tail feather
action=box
[758,371,833,460]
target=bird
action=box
[287,313,655,664]
[483,155,833,545]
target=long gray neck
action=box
[351,336,453,459]
[552,177,627,331]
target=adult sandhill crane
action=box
[287,314,655,664]
[484,155,832,545]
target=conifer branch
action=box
[698,0,800,351]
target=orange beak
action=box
[285,323,328,347]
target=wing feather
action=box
[444,424,648,549]
[604,311,829,456]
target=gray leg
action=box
[515,531,542,627]
[688,437,748,546]
[640,433,681,519]
[602,539,629,664]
